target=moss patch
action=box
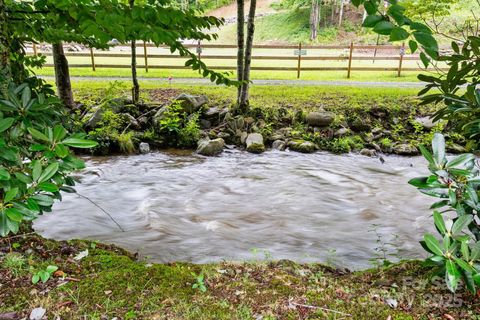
[1,233,479,319]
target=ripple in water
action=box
[34,150,434,269]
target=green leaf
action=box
[413,32,438,52]
[21,86,31,108]
[0,167,10,180]
[408,40,418,53]
[32,160,42,182]
[446,153,475,168]
[362,15,383,28]
[433,211,447,235]
[32,274,40,284]
[38,163,59,183]
[5,208,22,222]
[445,260,461,292]
[424,233,444,256]
[62,138,98,148]
[373,21,394,35]
[0,118,15,133]
[418,145,434,166]
[55,144,70,158]
[30,194,54,207]
[452,215,473,236]
[53,125,67,142]
[432,133,445,168]
[46,265,58,274]
[28,127,49,142]
[389,27,409,41]
[38,182,59,193]
[4,188,18,203]
[419,52,430,68]
[39,270,50,283]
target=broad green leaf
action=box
[32,274,40,284]
[30,194,54,207]
[0,167,10,180]
[432,133,445,168]
[4,188,18,203]
[433,211,446,235]
[55,144,70,158]
[445,259,461,292]
[446,153,475,168]
[0,118,15,133]
[390,27,409,42]
[46,265,58,274]
[21,86,31,108]
[62,138,98,148]
[53,125,67,141]
[418,145,434,166]
[28,127,49,142]
[373,21,394,35]
[32,160,42,182]
[409,40,418,53]
[424,233,444,256]
[38,163,59,183]
[362,15,383,28]
[5,208,22,222]
[452,215,473,236]
[38,182,59,193]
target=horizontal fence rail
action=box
[28,42,448,78]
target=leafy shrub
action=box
[409,133,480,293]
[0,82,97,236]
[158,101,201,148]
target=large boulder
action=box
[245,133,265,153]
[196,138,225,156]
[173,93,208,114]
[272,140,286,151]
[414,116,436,130]
[393,144,418,155]
[287,140,317,153]
[306,111,334,127]
[139,142,150,154]
[83,98,125,129]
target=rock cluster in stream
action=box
[81,92,457,157]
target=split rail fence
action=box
[29,42,445,79]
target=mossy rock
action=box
[287,140,317,153]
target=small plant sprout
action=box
[191,272,207,293]
[32,265,59,284]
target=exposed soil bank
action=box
[1,233,479,319]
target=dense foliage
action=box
[0,82,96,236]
[409,134,480,294]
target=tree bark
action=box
[338,0,344,27]
[129,0,139,104]
[237,0,245,101]
[0,0,10,94]
[52,42,74,108]
[309,0,320,40]
[238,0,257,109]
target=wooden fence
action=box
[29,42,443,79]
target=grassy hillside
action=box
[247,0,479,45]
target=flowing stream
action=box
[34,150,435,269]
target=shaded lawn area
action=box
[1,233,479,319]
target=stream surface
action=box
[35,150,435,269]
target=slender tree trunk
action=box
[309,0,320,40]
[239,0,257,109]
[0,0,10,94]
[338,0,344,27]
[52,43,74,108]
[237,0,245,101]
[129,0,139,104]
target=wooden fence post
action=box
[197,40,202,60]
[397,42,405,77]
[297,42,302,79]
[143,41,149,73]
[90,48,96,71]
[33,43,37,56]
[347,41,354,78]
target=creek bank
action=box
[74,88,473,156]
[1,233,478,319]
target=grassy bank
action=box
[1,233,479,319]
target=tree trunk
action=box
[52,42,74,108]
[0,0,10,94]
[129,0,139,104]
[338,0,344,27]
[309,0,320,40]
[237,0,245,101]
[239,0,257,109]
